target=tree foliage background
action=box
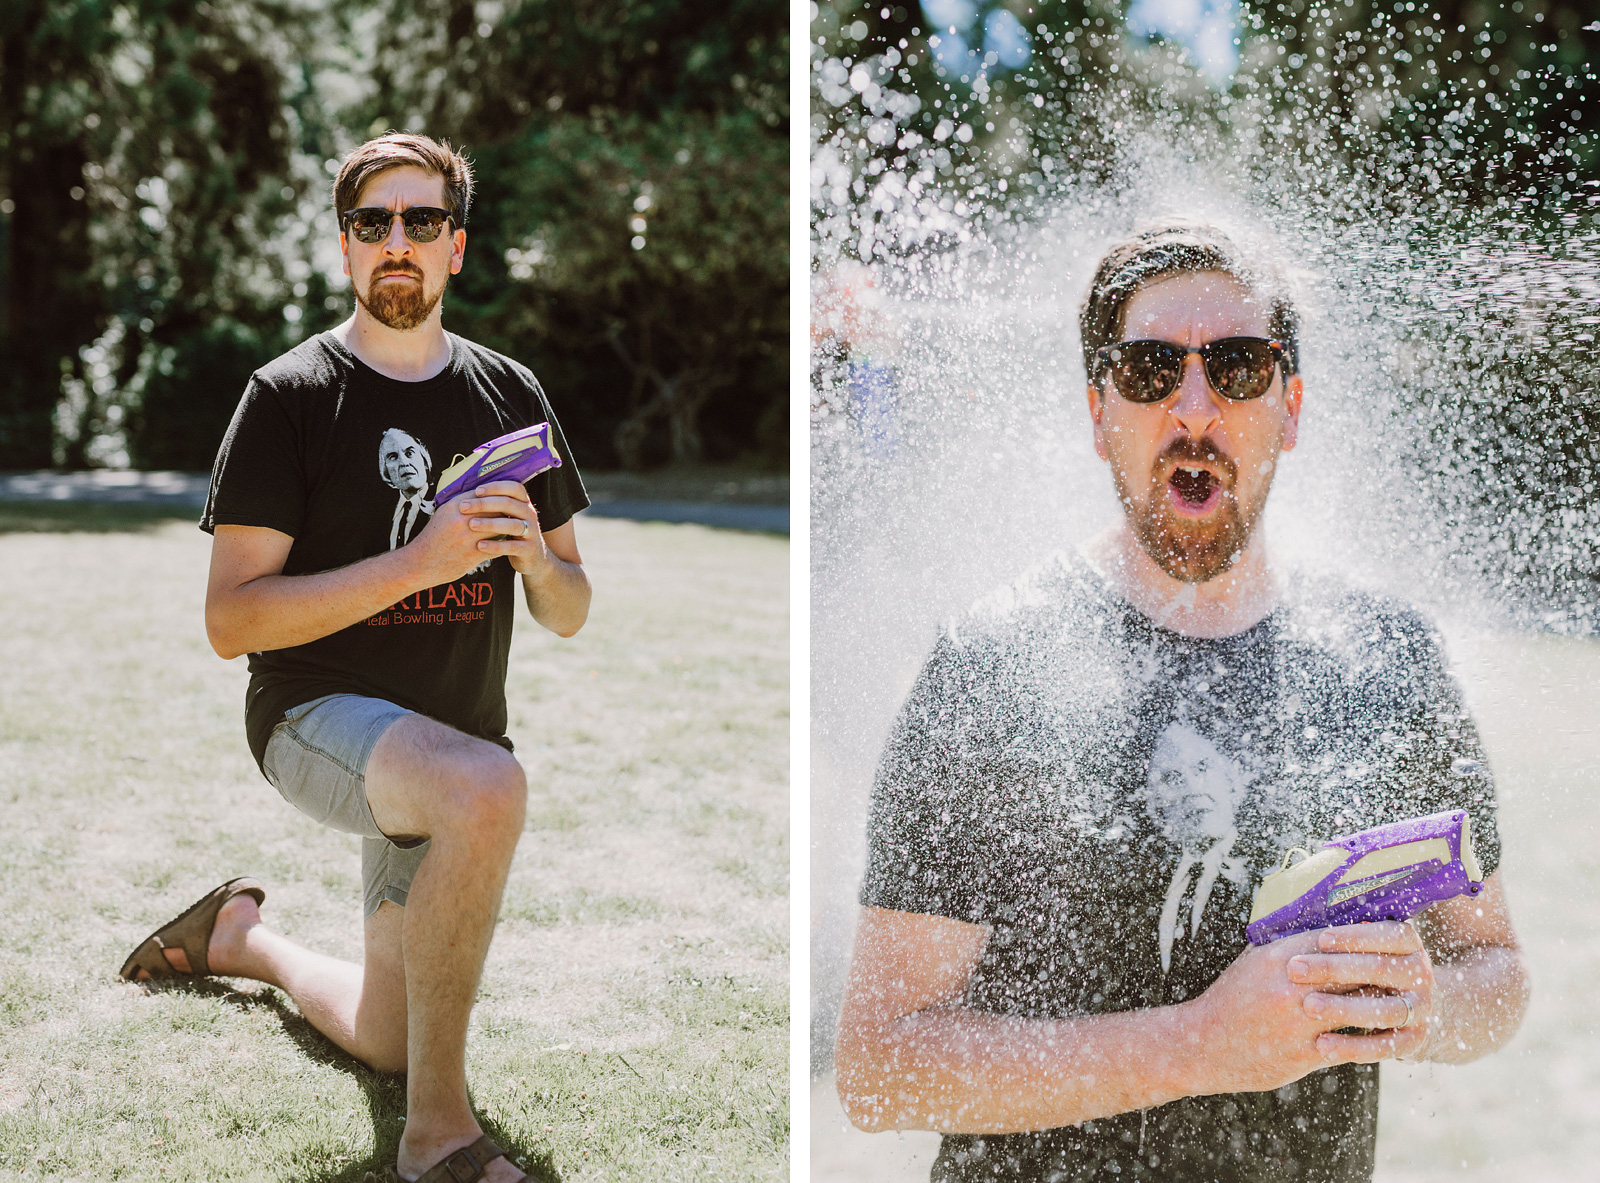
[0,0,787,472]
[811,0,1600,622]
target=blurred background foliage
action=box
[0,0,787,472]
[811,0,1600,621]
[811,0,1597,223]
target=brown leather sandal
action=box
[361,1136,524,1183]
[117,877,266,982]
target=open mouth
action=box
[1167,464,1223,514]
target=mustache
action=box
[371,263,424,281]
[1157,437,1237,482]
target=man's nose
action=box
[1168,352,1222,439]
[382,215,413,255]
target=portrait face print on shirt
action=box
[380,427,431,497]
[379,426,434,549]
[1143,721,1253,973]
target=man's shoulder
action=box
[1283,574,1438,642]
[450,334,545,392]
[1279,573,1448,677]
[944,550,1113,653]
[249,332,351,394]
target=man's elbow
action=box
[550,615,586,639]
[530,579,590,637]
[205,606,247,660]
[837,1086,892,1132]
[833,1034,898,1132]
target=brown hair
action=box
[332,133,474,229]
[1078,220,1298,383]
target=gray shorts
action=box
[262,693,428,918]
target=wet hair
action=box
[333,133,474,229]
[1079,220,1299,384]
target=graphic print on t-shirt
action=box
[379,426,435,549]
[1142,721,1253,973]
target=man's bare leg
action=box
[363,713,527,1183]
[134,892,410,1073]
[138,712,526,1181]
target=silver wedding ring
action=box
[519,520,529,538]
[1399,993,1415,1029]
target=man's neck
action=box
[1082,523,1283,639]
[332,310,452,382]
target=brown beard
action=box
[1114,437,1270,584]
[356,265,443,332]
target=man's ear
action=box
[450,227,466,275]
[1281,373,1304,452]
[340,231,351,278]
[1087,383,1109,460]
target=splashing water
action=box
[809,21,1600,1158]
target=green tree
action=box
[363,0,789,468]
[812,0,1598,249]
[0,0,344,470]
[813,0,1600,620]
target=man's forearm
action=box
[208,547,426,658]
[520,555,590,637]
[836,1001,1206,1134]
[1417,945,1529,1064]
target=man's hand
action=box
[429,478,590,636]
[1288,921,1435,1063]
[408,479,546,586]
[447,479,555,578]
[1188,921,1433,1095]
[1184,928,1341,1095]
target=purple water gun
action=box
[1246,810,1484,945]
[434,423,562,506]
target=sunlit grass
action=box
[0,509,788,1182]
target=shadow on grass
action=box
[152,979,562,1183]
[0,500,198,534]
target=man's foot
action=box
[395,1132,526,1182]
[130,891,262,980]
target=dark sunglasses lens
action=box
[402,209,447,243]
[1109,342,1184,404]
[347,211,392,244]
[1203,340,1277,401]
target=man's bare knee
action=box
[437,746,527,843]
[368,717,525,841]
[363,1039,409,1076]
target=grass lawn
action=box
[0,504,788,1182]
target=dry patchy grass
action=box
[0,509,788,1182]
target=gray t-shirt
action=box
[861,551,1500,1182]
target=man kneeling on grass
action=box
[118,133,590,1183]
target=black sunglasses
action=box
[342,206,453,245]
[1096,337,1286,404]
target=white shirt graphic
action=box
[379,427,434,551]
[1142,722,1252,973]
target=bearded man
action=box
[118,134,589,1183]
[835,222,1529,1181]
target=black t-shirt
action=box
[861,551,1501,1183]
[202,331,589,770]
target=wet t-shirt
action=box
[202,331,589,771]
[861,551,1500,1183]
